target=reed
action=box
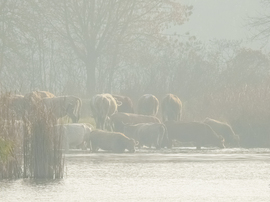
[24,95,64,179]
[0,92,65,179]
[0,93,23,179]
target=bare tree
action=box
[248,0,270,46]
[34,0,191,96]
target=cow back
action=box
[111,112,161,133]
[161,94,182,122]
[112,95,134,113]
[137,94,159,116]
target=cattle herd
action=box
[3,91,240,153]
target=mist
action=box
[0,1,270,201]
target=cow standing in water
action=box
[203,118,240,147]
[54,123,92,153]
[90,94,119,130]
[161,94,182,122]
[124,122,168,149]
[165,121,225,149]
[137,94,159,116]
[88,130,138,153]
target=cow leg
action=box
[196,145,202,150]
[177,113,181,121]
[67,111,78,123]
[105,117,113,131]
[92,146,99,153]
[164,138,173,149]
[96,119,101,129]
[64,142,70,153]
[98,116,106,130]
[96,117,104,129]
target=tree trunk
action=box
[86,53,97,97]
[107,46,119,93]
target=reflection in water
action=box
[0,148,269,202]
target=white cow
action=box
[54,123,93,152]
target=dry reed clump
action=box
[0,93,23,179]
[24,96,64,179]
[0,92,65,179]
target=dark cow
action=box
[165,121,225,149]
[124,123,168,149]
[42,95,82,123]
[203,118,240,147]
[112,94,134,113]
[161,94,182,122]
[137,94,159,116]
[111,112,161,133]
[90,94,118,130]
[88,130,138,153]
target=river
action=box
[1,148,269,202]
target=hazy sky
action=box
[179,0,269,49]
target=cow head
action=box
[126,138,138,153]
[218,137,226,148]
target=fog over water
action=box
[1,148,269,202]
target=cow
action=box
[112,94,134,113]
[203,118,240,147]
[88,129,138,153]
[54,123,92,152]
[42,95,82,123]
[165,121,225,149]
[8,91,56,117]
[137,94,159,116]
[161,94,182,122]
[110,112,161,133]
[24,91,55,100]
[90,94,118,130]
[124,123,168,149]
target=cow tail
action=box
[162,124,169,148]
[116,100,122,107]
[76,98,82,122]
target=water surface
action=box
[1,148,269,202]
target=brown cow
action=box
[42,95,82,123]
[165,121,225,149]
[161,94,182,122]
[23,91,56,115]
[203,118,240,147]
[137,94,159,116]
[112,94,134,113]
[24,91,55,100]
[111,112,161,133]
[88,130,137,153]
[124,123,168,149]
[90,94,119,130]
